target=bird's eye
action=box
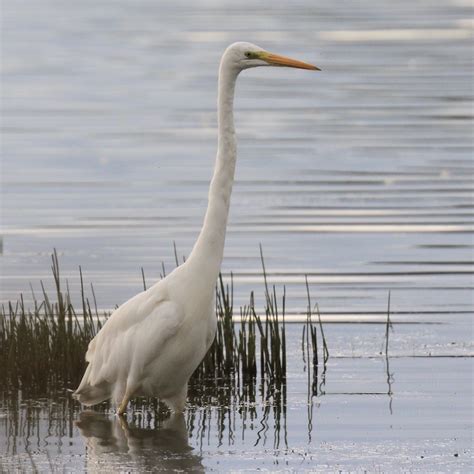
[245,52,251,58]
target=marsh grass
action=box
[0,249,329,410]
[188,247,291,440]
[0,250,104,393]
[301,275,329,398]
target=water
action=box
[1,0,473,471]
[1,326,472,471]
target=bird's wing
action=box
[83,283,185,389]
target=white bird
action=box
[73,42,319,415]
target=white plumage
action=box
[74,42,318,415]
[74,264,215,413]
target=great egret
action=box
[74,42,319,415]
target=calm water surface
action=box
[1,0,473,471]
[1,325,472,471]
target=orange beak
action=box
[262,52,320,71]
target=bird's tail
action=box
[73,364,110,406]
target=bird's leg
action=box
[167,383,188,414]
[117,393,131,416]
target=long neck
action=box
[187,62,238,280]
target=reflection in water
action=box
[76,411,204,472]
[187,379,289,451]
[384,292,395,415]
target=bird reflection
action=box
[76,411,204,472]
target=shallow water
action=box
[1,0,473,471]
[1,325,472,471]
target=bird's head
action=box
[222,42,320,72]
